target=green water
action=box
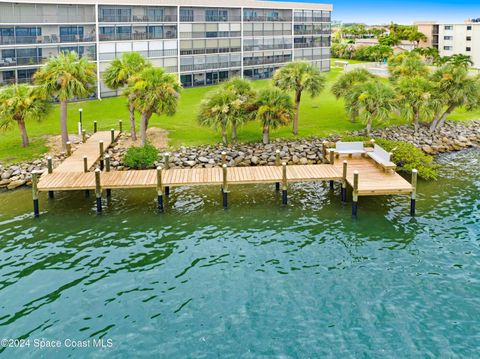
[0,149,479,358]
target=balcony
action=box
[0,56,46,67]
[99,15,177,23]
[243,56,291,67]
[243,16,292,22]
[243,43,292,52]
[99,31,176,41]
[0,34,96,46]
[294,16,331,23]
[180,61,240,72]
[180,15,241,22]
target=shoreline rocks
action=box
[1,120,479,191]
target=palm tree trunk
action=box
[436,105,456,130]
[293,90,302,135]
[140,112,149,146]
[221,127,228,145]
[262,125,270,144]
[231,122,237,144]
[17,118,29,147]
[60,100,69,147]
[413,108,420,132]
[429,111,440,132]
[128,103,137,141]
[366,118,372,134]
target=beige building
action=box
[416,21,480,68]
[0,0,332,98]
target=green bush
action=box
[123,142,159,169]
[340,136,438,180]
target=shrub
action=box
[123,142,159,169]
[341,136,438,180]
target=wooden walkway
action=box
[54,131,119,172]
[32,133,418,217]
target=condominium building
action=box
[416,21,480,68]
[0,0,332,98]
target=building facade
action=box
[0,0,332,98]
[416,21,480,68]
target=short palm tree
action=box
[103,52,150,140]
[273,61,326,135]
[395,76,435,131]
[0,84,50,147]
[129,67,181,146]
[34,51,96,147]
[331,68,374,122]
[448,54,474,68]
[198,90,238,145]
[254,88,294,144]
[221,77,256,143]
[388,52,430,80]
[347,80,396,134]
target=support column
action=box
[341,160,347,203]
[66,141,72,157]
[95,168,102,214]
[84,155,90,197]
[322,140,328,161]
[119,120,123,133]
[82,129,86,143]
[47,156,54,199]
[164,152,170,196]
[282,162,287,205]
[110,129,115,143]
[105,154,111,198]
[222,164,228,208]
[157,166,164,212]
[93,120,97,133]
[329,150,335,190]
[275,149,280,191]
[352,170,359,218]
[32,171,39,218]
[99,140,104,171]
[410,169,417,216]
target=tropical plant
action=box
[253,88,294,144]
[412,47,439,64]
[345,80,396,134]
[0,84,51,147]
[448,54,474,68]
[407,30,427,48]
[429,65,480,131]
[123,142,159,169]
[129,67,181,146]
[103,52,150,141]
[221,77,256,143]
[34,51,96,147]
[273,61,326,135]
[331,68,375,122]
[388,52,430,80]
[395,76,436,131]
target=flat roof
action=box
[3,0,333,11]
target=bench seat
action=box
[367,144,396,171]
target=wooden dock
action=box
[32,131,418,217]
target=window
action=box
[148,26,163,39]
[466,36,472,41]
[146,8,164,22]
[466,47,471,52]
[467,25,472,31]
[100,7,131,22]
[180,9,193,22]
[444,25,453,30]
[60,26,84,42]
[443,36,453,40]
[443,46,453,50]
[205,9,228,22]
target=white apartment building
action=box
[0,0,333,98]
[416,21,480,68]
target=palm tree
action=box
[33,51,96,147]
[331,68,374,122]
[395,76,435,131]
[407,30,427,48]
[448,54,474,68]
[103,52,150,141]
[429,65,480,131]
[128,67,181,146]
[221,77,256,143]
[273,61,326,135]
[0,84,50,147]
[346,80,396,134]
[253,88,294,144]
[388,52,430,80]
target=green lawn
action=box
[1,67,479,164]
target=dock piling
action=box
[119,120,123,133]
[82,129,86,143]
[47,156,54,199]
[352,171,359,218]
[222,164,228,208]
[322,141,328,161]
[93,121,97,133]
[110,129,115,143]
[83,155,90,197]
[275,149,281,191]
[156,166,164,212]
[66,141,72,157]
[221,151,227,166]
[99,141,104,171]
[410,169,417,216]
[105,155,111,198]
[282,162,288,205]
[329,150,335,189]
[95,169,102,213]
[32,171,39,218]
[341,160,347,203]
[164,152,170,196]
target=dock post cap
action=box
[222,164,227,168]
[105,154,110,158]
[47,155,52,160]
[275,149,280,153]
[66,140,71,144]
[353,170,359,174]
[412,169,418,173]
[156,166,163,170]
[343,160,347,164]
[99,140,104,143]
[282,161,287,166]
[221,151,227,154]
[95,168,101,173]
[79,108,83,112]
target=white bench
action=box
[334,141,366,157]
[367,144,396,171]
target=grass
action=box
[1,67,479,164]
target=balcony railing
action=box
[243,43,292,51]
[180,47,241,55]
[243,16,292,22]
[243,56,291,66]
[180,15,241,22]
[99,31,176,41]
[180,61,240,72]
[294,16,331,23]
[98,15,177,22]
[1,54,96,67]
[0,34,96,45]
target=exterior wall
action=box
[437,24,480,68]
[0,1,332,97]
